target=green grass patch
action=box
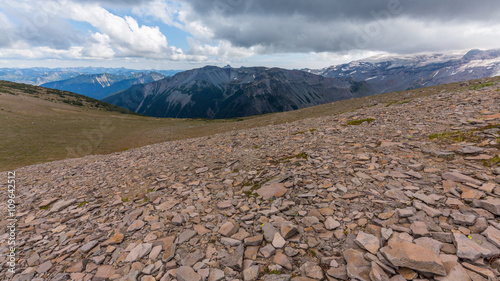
[39,205,51,210]
[483,155,500,167]
[77,201,88,208]
[469,82,496,90]
[428,131,480,143]
[386,100,411,107]
[291,131,305,135]
[121,197,130,202]
[281,152,308,161]
[346,118,375,126]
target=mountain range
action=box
[0,67,181,86]
[3,48,500,119]
[41,72,166,100]
[102,66,372,119]
[306,49,500,94]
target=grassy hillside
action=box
[1,77,499,171]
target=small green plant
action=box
[428,131,479,143]
[253,145,261,148]
[146,188,154,193]
[469,82,496,90]
[77,201,88,208]
[483,155,500,167]
[291,131,305,135]
[385,100,398,107]
[281,152,308,161]
[121,197,130,202]
[309,128,317,132]
[309,249,317,257]
[346,118,375,126]
[40,205,51,210]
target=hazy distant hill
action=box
[307,49,500,94]
[103,66,372,119]
[41,72,166,100]
[0,67,181,86]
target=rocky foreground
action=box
[1,82,500,281]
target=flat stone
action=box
[327,266,348,280]
[325,217,341,230]
[156,200,179,211]
[208,268,225,281]
[344,249,371,281]
[274,251,293,270]
[435,255,470,281]
[127,220,145,232]
[177,266,201,281]
[79,240,98,254]
[475,198,500,215]
[442,172,482,186]
[380,242,446,276]
[256,183,288,200]
[458,146,484,155]
[172,213,185,225]
[159,236,176,262]
[385,189,410,202]
[244,234,263,246]
[414,237,443,255]
[300,262,324,280]
[262,223,278,242]
[355,231,380,254]
[370,261,390,281]
[125,243,152,262]
[260,244,276,258]
[281,223,299,239]
[218,221,237,237]
[50,199,76,212]
[462,262,496,279]
[36,261,52,274]
[178,229,197,244]
[272,232,286,248]
[39,198,58,208]
[194,224,211,235]
[105,232,124,245]
[397,208,415,218]
[221,237,242,246]
[95,265,115,280]
[410,221,429,237]
[217,200,233,209]
[220,244,244,271]
[397,267,417,280]
[195,167,208,173]
[451,212,477,226]
[482,226,500,248]
[181,250,203,268]
[453,233,493,261]
[243,265,260,281]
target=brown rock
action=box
[380,242,446,276]
[256,183,288,200]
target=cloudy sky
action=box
[1,0,500,70]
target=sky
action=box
[0,0,500,70]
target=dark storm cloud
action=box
[185,0,500,22]
[180,0,500,54]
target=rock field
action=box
[1,84,500,281]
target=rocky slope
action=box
[41,72,166,100]
[102,66,372,119]
[1,79,500,281]
[308,49,500,95]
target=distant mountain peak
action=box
[102,66,373,119]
